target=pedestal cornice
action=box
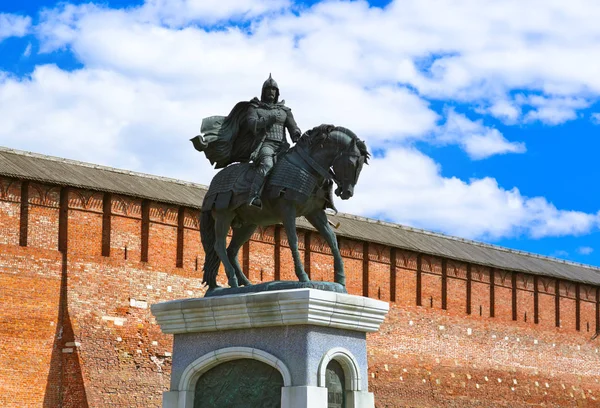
[151,288,389,334]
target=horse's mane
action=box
[298,124,370,163]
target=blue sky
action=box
[2,0,600,266]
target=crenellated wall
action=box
[1,174,599,407]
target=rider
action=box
[246,74,302,208]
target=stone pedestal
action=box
[152,288,389,408]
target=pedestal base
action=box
[152,288,388,408]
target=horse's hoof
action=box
[334,276,346,286]
[228,279,239,288]
[240,279,252,287]
[298,273,310,283]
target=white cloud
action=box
[487,99,521,123]
[339,147,600,240]
[0,0,599,243]
[34,0,600,123]
[34,3,440,144]
[0,64,216,180]
[522,96,589,125]
[592,113,600,124]
[437,109,525,159]
[577,246,594,255]
[23,43,32,57]
[0,13,31,42]
[139,0,290,26]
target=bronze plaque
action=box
[194,358,283,408]
[326,360,346,408]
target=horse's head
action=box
[300,125,370,200]
[329,129,369,199]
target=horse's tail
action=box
[201,210,220,288]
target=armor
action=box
[246,74,302,208]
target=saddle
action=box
[201,151,336,212]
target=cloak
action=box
[191,98,291,169]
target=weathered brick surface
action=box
[369,244,391,302]
[394,251,418,306]
[27,183,60,250]
[472,268,491,318]
[0,245,62,408]
[368,304,600,407]
[1,174,600,407]
[340,237,363,296]
[0,179,20,246]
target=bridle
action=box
[295,132,363,188]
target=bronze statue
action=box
[247,74,302,208]
[191,75,369,291]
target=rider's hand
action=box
[291,130,301,143]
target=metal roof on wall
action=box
[0,148,205,208]
[2,146,600,286]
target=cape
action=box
[191,98,291,169]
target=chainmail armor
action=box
[268,157,319,197]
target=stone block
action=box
[281,385,327,408]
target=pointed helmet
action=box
[261,73,280,103]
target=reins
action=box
[293,130,361,188]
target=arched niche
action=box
[317,347,362,392]
[177,347,292,408]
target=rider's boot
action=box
[248,173,266,208]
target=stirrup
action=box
[248,196,263,209]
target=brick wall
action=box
[368,304,600,407]
[1,174,600,407]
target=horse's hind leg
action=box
[305,210,345,286]
[213,211,239,288]
[227,224,257,286]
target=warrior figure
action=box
[246,74,302,207]
[191,74,301,208]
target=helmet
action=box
[261,73,280,103]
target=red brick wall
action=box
[147,202,178,268]
[68,189,104,257]
[368,304,600,408]
[537,277,557,329]
[110,195,142,261]
[494,270,513,321]
[421,256,442,309]
[0,245,63,407]
[368,244,391,302]
[27,183,60,250]
[182,208,203,272]
[2,175,600,407]
[516,273,535,324]
[249,227,275,282]
[559,281,577,330]
[340,237,364,296]
[471,266,491,317]
[0,178,20,246]
[394,251,417,307]
[580,285,596,334]
[309,234,335,283]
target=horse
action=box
[200,124,370,289]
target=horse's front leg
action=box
[213,211,239,288]
[280,203,309,282]
[305,210,345,286]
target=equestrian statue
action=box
[191,74,369,292]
